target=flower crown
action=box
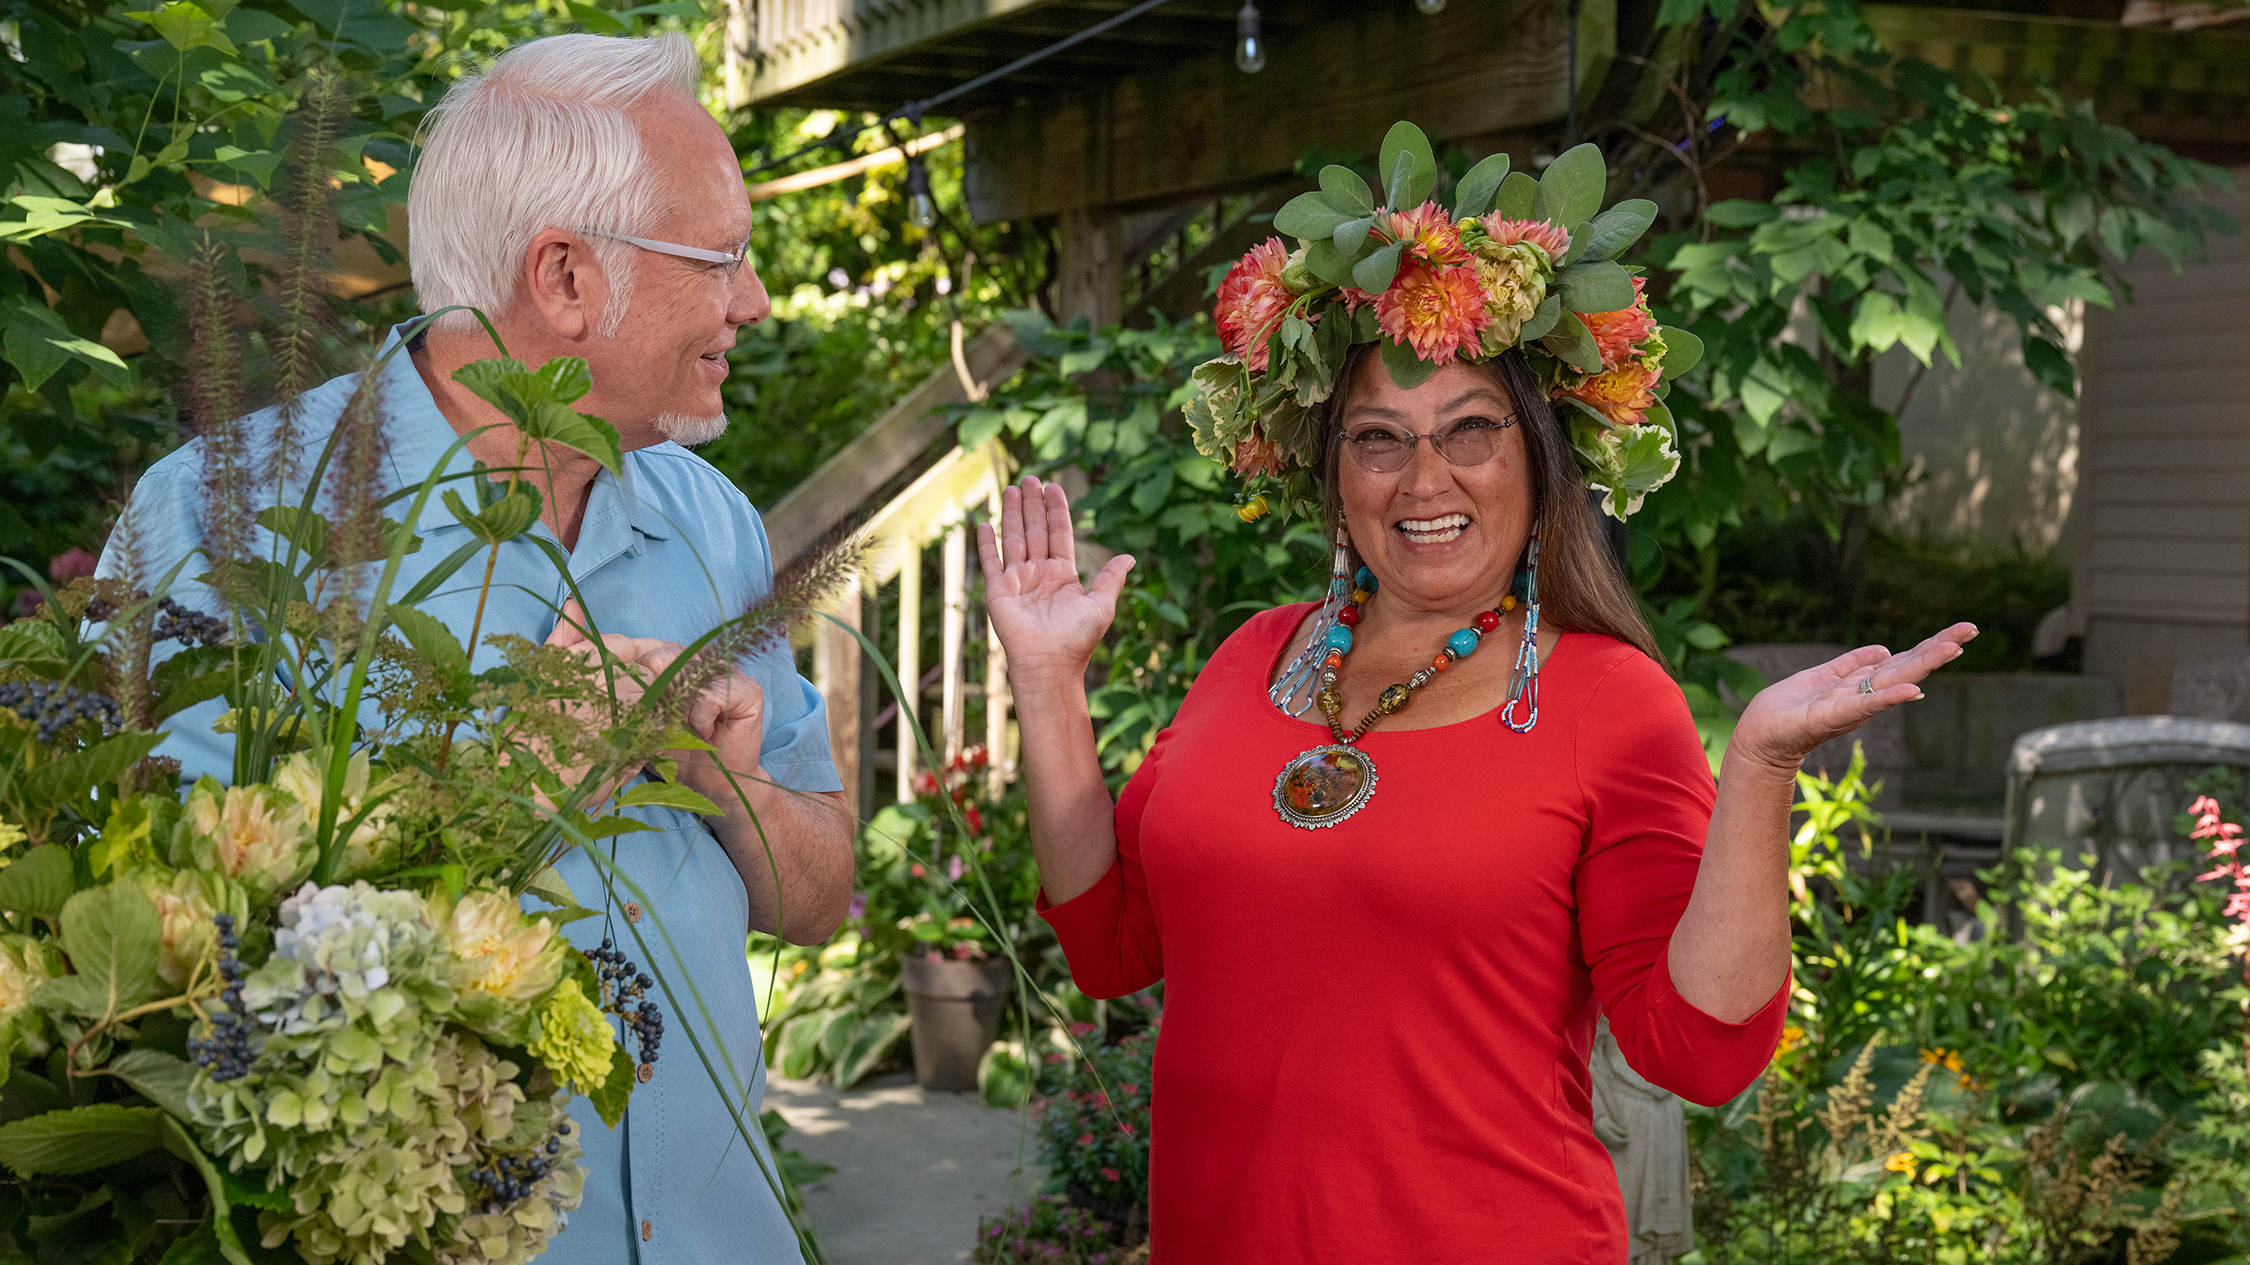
[1185,122,1703,521]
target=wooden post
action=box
[722,0,754,110]
[980,482,1012,797]
[895,538,922,803]
[1056,206,1123,329]
[941,525,968,766]
[813,574,862,808]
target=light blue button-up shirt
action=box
[98,336,838,1264]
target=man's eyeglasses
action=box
[574,228,756,280]
[1338,417,1516,473]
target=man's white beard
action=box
[653,413,728,447]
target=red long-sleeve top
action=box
[1038,606,1786,1262]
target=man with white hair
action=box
[101,32,853,1263]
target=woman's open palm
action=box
[975,477,1136,683]
[1731,622,1979,772]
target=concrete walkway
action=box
[766,1072,1049,1265]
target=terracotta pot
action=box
[898,953,1012,1092]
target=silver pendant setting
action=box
[1272,744,1378,829]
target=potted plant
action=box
[898,913,1011,1091]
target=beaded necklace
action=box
[1271,542,1543,830]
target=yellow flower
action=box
[182,777,315,898]
[1777,1024,1807,1057]
[440,890,565,1004]
[0,820,23,854]
[1919,1047,1965,1075]
[1471,239,1550,355]
[0,935,62,1056]
[273,751,398,876]
[1884,1151,1917,1176]
[529,978,614,1096]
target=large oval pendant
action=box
[1272,744,1378,829]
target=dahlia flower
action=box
[1232,435,1287,478]
[529,978,614,1097]
[1561,361,1663,427]
[439,890,565,1006]
[275,750,399,877]
[1385,201,1471,266]
[1216,239,1296,371]
[1375,259,1491,366]
[1582,276,1660,371]
[1472,242,1550,355]
[1484,216,1573,266]
[182,776,316,899]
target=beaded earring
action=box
[1501,534,1542,733]
[1270,527,1354,716]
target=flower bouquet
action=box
[0,325,841,1263]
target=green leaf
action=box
[219,1169,290,1213]
[20,733,165,818]
[1576,200,1657,262]
[564,0,628,32]
[161,1117,254,1265]
[1556,260,1636,314]
[387,607,470,687]
[0,620,67,670]
[440,483,542,546]
[110,1049,194,1119]
[1377,121,1437,209]
[450,357,621,475]
[1452,153,1511,218]
[587,1041,635,1129]
[2023,335,2076,396]
[1520,295,1562,342]
[1533,144,1606,229]
[1378,338,1437,392]
[0,298,132,389]
[209,146,279,189]
[1352,242,1404,293]
[1332,215,1377,254]
[127,2,239,53]
[198,558,306,610]
[612,782,722,816]
[1657,327,1702,380]
[1272,192,1354,242]
[0,1104,165,1176]
[1543,311,1604,374]
[1317,165,1375,217]
[57,882,164,1017]
[524,867,578,909]
[254,506,331,568]
[1493,172,1539,221]
[0,846,77,920]
[1705,200,1779,228]
[1302,240,1360,287]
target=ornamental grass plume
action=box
[183,237,255,566]
[657,526,874,734]
[266,71,352,483]
[1215,238,1295,371]
[1375,259,1490,366]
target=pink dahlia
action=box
[1232,435,1286,478]
[1582,275,1659,371]
[1216,238,1295,371]
[1375,259,1491,367]
[1485,216,1573,265]
[1559,361,1662,427]
[1384,201,1471,266]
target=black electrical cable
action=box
[742,0,1179,177]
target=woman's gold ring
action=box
[1857,677,1876,696]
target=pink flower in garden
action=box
[963,804,985,836]
[48,548,96,581]
[1077,1133,1094,1147]
[1101,1167,1121,1182]
[846,892,867,921]
[1121,1082,1138,1096]
[1216,238,1296,371]
[947,854,965,881]
[914,771,940,797]
[1119,1122,1136,1137]
[1484,216,1572,263]
[909,863,926,878]
[1069,1022,1098,1036]
[1375,259,1491,367]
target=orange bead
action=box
[1432,654,1450,671]
[1324,652,1343,668]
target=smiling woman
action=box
[973,121,1977,1262]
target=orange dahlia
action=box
[1375,259,1490,366]
[1582,275,1659,371]
[1560,361,1661,427]
[1216,238,1296,371]
[1384,201,1471,266]
[1484,216,1573,266]
[1231,434,1286,478]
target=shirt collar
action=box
[375,325,669,546]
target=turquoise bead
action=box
[1355,566,1378,594]
[1447,628,1480,658]
[1326,625,1355,653]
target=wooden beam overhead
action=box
[962,0,1614,223]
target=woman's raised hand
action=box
[975,476,1136,690]
[1729,622,1980,773]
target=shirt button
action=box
[624,901,642,922]
[637,1062,654,1083]
[641,1219,653,1241]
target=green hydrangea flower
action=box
[528,979,613,1097]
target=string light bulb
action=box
[1235,1,1266,73]
[1414,0,1447,12]
[904,154,938,229]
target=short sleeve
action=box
[1573,652,1786,1106]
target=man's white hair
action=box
[409,33,701,337]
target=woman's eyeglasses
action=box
[1338,417,1515,473]
[572,228,756,280]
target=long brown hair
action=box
[1315,345,1661,662]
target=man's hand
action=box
[548,606,853,943]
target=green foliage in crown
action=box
[1185,122,1705,520]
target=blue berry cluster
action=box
[0,680,121,742]
[470,1124,572,1213]
[187,913,257,1081]
[590,939,663,1067]
[82,594,230,648]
